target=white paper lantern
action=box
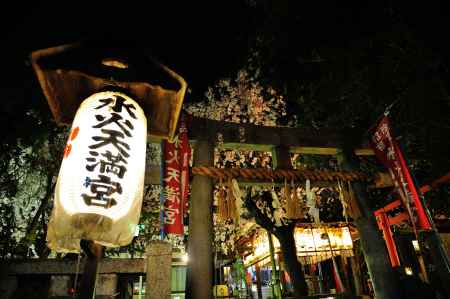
[47,91,147,252]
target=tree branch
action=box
[243,191,276,233]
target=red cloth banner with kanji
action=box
[162,120,191,235]
[369,116,431,230]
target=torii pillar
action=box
[186,140,214,299]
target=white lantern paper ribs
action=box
[47,91,147,252]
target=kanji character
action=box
[165,150,179,164]
[86,150,128,178]
[81,175,122,208]
[93,113,134,137]
[164,207,179,225]
[164,186,180,204]
[164,167,180,183]
[95,96,137,119]
[89,129,130,158]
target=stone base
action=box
[145,240,172,299]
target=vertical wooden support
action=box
[337,138,402,299]
[271,145,291,298]
[78,241,103,299]
[255,264,263,299]
[340,257,351,294]
[186,140,214,299]
[421,232,450,297]
[78,257,99,299]
[145,240,172,299]
[268,232,282,299]
[272,145,292,169]
[349,256,363,296]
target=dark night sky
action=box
[0,1,449,113]
[0,2,255,91]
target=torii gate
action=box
[146,116,399,299]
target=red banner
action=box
[369,116,431,230]
[163,120,191,235]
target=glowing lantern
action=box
[47,91,147,252]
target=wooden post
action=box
[340,257,351,294]
[271,145,291,298]
[255,263,263,299]
[186,140,214,299]
[349,256,363,296]
[337,135,402,299]
[77,240,103,299]
[272,145,292,169]
[421,232,450,297]
[268,232,282,299]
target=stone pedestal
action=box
[96,274,118,298]
[145,240,172,299]
[48,275,71,298]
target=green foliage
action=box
[0,106,68,258]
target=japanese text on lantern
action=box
[82,95,137,209]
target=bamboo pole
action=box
[268,232,282,299]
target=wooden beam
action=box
[2,259,147,275]
[150,117,374,154]
[217,142,275,152]
[290,146,374,156]
[188,117,371,151]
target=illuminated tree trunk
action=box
[274,225,308,298]
[245,193,308,298]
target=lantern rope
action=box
[72,252,82,298]
[191,166,370,182]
